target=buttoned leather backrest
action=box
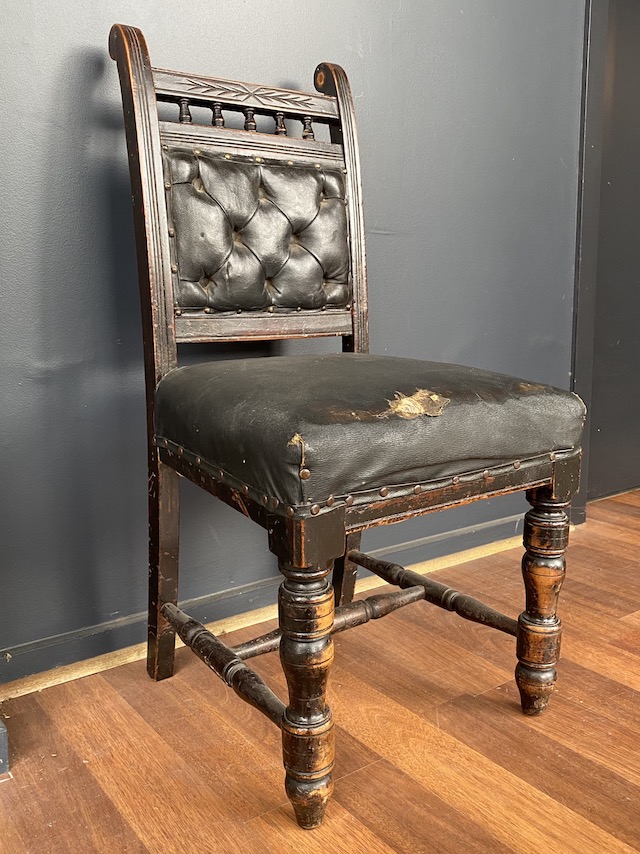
[109,24,368,379]
[164,148,351,312]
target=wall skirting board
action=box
[0,515,525,688]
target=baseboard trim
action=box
[0,515,525,697]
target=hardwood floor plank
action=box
[247,788,399,854]
[33,677,261,854]
[329,666,638,854]
[433,688,640,848]
[333,758,516,854]
[1,693,147,853]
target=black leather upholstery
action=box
[164,148,351,311]
[155,354,586,508]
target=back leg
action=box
[332,532,361,605]
[147,456,180,680]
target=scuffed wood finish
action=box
[348,550,518,636]
[153,67,340,120]
[332,532,361,605]
[147,461,179,680]
[516,487,569,714]
[162,603,285,725]
[278,558,336,829]
[174,309,352,344]
[315,63,369,354]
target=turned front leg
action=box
[278,559,335,830]
[516,488,569,715]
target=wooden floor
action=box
[1,492,640,853]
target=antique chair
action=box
[109,24,585,829]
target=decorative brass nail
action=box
[452,475,460,484]
[550,452,557,461]
[218,470,224,480]
[514,460,521,470]
[174,308,182,316]
[177,447,183,456]
[413,485,422,494]
[286,506,295,517]
[195,456,201,465]
[168,227,175,237]
[271,497,279,509]
[345,495,354,507]
[300,468,311,480]
[326,495,335,507]
[262,494,268,505]
[204,307,213,314]
[310,504,320,515]
[379,486,389,497]
[483,470,490,480]
[164,181,171,189]
[171,264,178,273]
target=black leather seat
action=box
[155,353,585,509]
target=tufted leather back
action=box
[109,24,368,381]
[164,149,351,312]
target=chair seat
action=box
[154,354,585,509]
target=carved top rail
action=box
[153,68,339,122]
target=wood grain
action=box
[1,491,639,852]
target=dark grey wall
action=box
[0,1,587,680]
[588,0,640,498]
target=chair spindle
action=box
[212,102,225,127]
[178,97,192,123]
[302,115,315,140]
[275,112,287,136]
[244,107,257,132]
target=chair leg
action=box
[147,457,180,681]
[278,557,335,829]
[332,532,361,605]
[516,487,569,715]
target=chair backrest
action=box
[109,24,369,394]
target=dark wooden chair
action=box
[109,24,585,830]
